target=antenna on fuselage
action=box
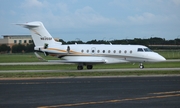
[108,37,114,45]
[74,38,83,44]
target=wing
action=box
[34,52,106,64]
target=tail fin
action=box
[16,21,56,47]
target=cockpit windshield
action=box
[137,48,144,52]
[143,48,152,52]
[137,48,153,52]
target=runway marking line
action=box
[150,90,180,95]
[37,93,180,108]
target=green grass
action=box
[0,53,58,63]
[0,54,39,62]
[0,64,75,70]
[156,50,180,59]
[0,70,180,78]
[0,62,180,78]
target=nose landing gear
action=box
[139,63,144,69]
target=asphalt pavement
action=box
[0,76,180,108]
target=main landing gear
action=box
[139,63,144,69]
[77,65,93,70]
[77,63,144,70]
[77,65,83,70]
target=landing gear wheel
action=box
[87,65,93,69]
[139,65,144,69]
[77,65,83,70]
[139,63,144,69]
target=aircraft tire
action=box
[139,65,144,69]
[87,65,93,69]
[77,65,83,70]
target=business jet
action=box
[16,21,166,70]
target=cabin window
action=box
[97,50,100,53]
[137,48,144,52]
[130,50,132,53]
[124,50,127,53]
[108,50,111,53]
[92,50,95,53]
[113,50,116,53]
[87,50,89,53]
[119,50,121,53]
[144,48,152,52]
[81,50,84,53]
[103,50,105,53]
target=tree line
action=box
[0,43,34,53]
[0,37,180,53]
[60,37,180,45]
[60,37,180,50]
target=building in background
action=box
[0,35,33,48]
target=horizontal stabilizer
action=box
[15,21,41,28]
[34,52,47,61]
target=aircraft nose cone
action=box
[152,53,166,62]
[158,55,166,61]
[147,53,166,62]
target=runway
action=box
[0,76,180,108]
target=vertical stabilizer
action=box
[16,21,56,47]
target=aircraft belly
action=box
[126,57,147,62]
[103,57,129,64]
[62,56,131,64]
[61,56,105,63]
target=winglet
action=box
[34,52,47,61]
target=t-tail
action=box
[16,21,58,49]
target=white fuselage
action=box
[35,43,166,64]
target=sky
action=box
[0,0,180,42]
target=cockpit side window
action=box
[144,48,152,52]
[137,48,144,52]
